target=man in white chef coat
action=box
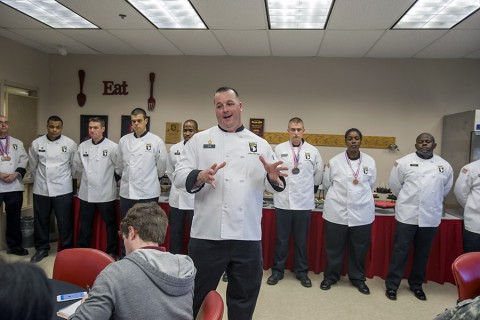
[174,87,288,320]
[29,115,77,263]
[116,108,167,256]
[0,115,29,256]
[267,117,323,288]
[385,133,453,301]
[166,119,198,254]
[73,117,119,260]
[454,159,480,253]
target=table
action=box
[71,198,463,284]
[49,278,85,319]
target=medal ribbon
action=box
[290,140,302,170]
[345,151,361,181]
[0,136,9,157]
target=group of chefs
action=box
[0,86,479,319]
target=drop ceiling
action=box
[0,0,479,58]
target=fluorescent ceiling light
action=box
[267,0,334,29]
[0,0,98,28]
[126,0,206,29]
[393,0,480,29]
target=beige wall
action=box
[2,36,480,185]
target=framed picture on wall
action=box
[121,115,150,137]
[80,115,108,143]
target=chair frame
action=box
[52,248,115,289]
[196,290,224,320]
[452,252,480,301]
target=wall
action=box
[2,36,480,185]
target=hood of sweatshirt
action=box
[124,248,196,297]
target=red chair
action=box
[52,248,115,289]
[196,290,224,320]
[452,252,480,301]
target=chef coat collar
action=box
[218,125,244,133]
[134,130,149,138]
[415,151,434,160]
[92,137,105,145]
[291,138,305,147]
[46,134,61,142]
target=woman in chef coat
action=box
[320,128,376,295]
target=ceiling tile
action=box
[319,30,384,57]
[269,30,324,56]
[161,30,226,55]
[109,29,183,55]
[416,30,480,58]
[59,30,140,54]
[214,30,270,56]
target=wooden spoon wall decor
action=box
[148,72,156,111]
[77,69,86,107]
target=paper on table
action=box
[57,300,82,319]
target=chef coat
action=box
[454,159,480,234]
[323,152,376,227]
[74,137,118,203]
[0,136,28,193]
[273,140,323,210]
[166,140,194,210]
[28,135,77,197]
[389,152,453,227]
[116,131,167,200]
[173,126,284,241]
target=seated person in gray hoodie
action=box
[70,202,196,320]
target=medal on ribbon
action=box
[0,136,10,161]
[345,151,361,184]
[290,140,302,175]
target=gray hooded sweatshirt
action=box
[69,248,196,320]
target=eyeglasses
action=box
[0,121,10,125]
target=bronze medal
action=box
[353,179,359,185]
[292,167,300,175]
[4,155,11,161]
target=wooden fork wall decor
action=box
[148,72,156,111]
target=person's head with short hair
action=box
[345,128,363,157]
[415,132,436,158]
[88,117,106,143]
[46,115,63,140]
[0,258,53,320]
[183,119,198,142]
[130,108,148,137]
[214,87,243,133]
[120,202,168,255]
[0,115,10,138]
[288,117,305,146]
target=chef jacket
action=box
[166,140,194,210]
[454,159,480,234]
[73,137,118,203]
[273,140,323,210]
[116,131,167,200]
[389,152,453,227]
[323,152,376,227]
[28,135,77,197]
[173,126,285,241]
[0,136,28,193]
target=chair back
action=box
[452,252,480,301]
[196,290,224,320]
[52,248,115,289]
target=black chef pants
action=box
[77,199,118,255]
[271,208,311,278]
[385,221,438,291]
[463,227,480,253]
[0,191,24,250]
[189,238,263,320]
[33,193,73,251]
[168,206,193,254]
[323,220,372,285]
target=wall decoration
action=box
[121,115,150,137]
[80,115,108,143]
[148,72,156,111]
[77,69,86,107]
[165,122,181,144]
[249,118,264,137]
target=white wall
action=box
[2,36,480,185]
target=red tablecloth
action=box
[72,198,463,284]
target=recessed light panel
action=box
[267,0,334,29]
[126,0,206,29]
[0,0,98,28]
[393,0,480,29]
